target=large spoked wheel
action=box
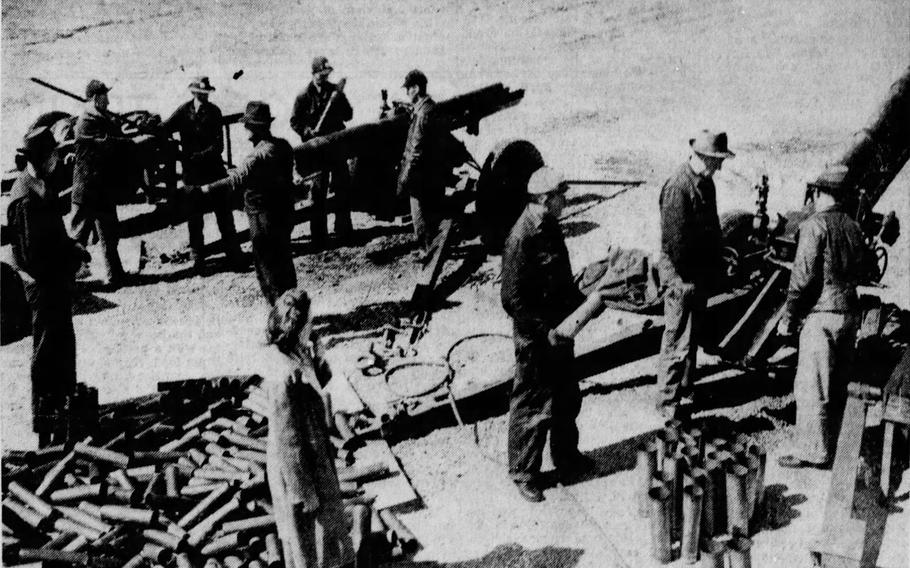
[475,140,545,254]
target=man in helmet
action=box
[776,165,868,469]
[500,166,592,502]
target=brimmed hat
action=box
[527,167,567,196]
[312,56,333,74]
[17,126,57,161]
[239,101,274,126]
[188,76,216,93]
[689,130,735,159]
[402,69,428,89]
[810,164,852,194]
[85,79,111,99]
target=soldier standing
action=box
[777,165,868,469]
[397,69,446,256]
[162,76,242,272]
[69,79,151,288]
[501,167,592,503]
[7,127,89,446]
[657,130,733,419]
[197,102,297,305]
[290,56,354,246]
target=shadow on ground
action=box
[397,543,583,568]
[760,483,807,531]
[73,291,118,315]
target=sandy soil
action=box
[3,0,909,566]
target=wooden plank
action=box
[356,439,419,511]
[811,393,870,562]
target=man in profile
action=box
[501,167,591,503]
[8,126,89,446]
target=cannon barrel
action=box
[294,82,524,170]
[835,65,910,209]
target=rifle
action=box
[313,77,347,136]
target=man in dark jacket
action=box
[197,102,296,305]
[657,130,733,418]
[69,79,151,287]
[397,69,447,255]
[777,165,868,468]
[162,76,241,271]
[501,167,590,503]
[290,56,354,246]
[7,126,89,446]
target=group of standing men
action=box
[499,130,870,502]
[9,58,451,444]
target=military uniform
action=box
[209,132,296,304]
[8,167,82,439]
[657,160,723,412]
[70,106,127,283]
[291,73,354,244]
[501,202,585,483]
[780,203,867,465]
[163,98,240,262]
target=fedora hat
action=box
[188,76,216,93]
[239,101,274,126]
[527,167,567,196]
[689,130,735,159]
[402,69,428,89]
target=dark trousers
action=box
[310,160,352,244]
[507,333,581,482]
[186,187,240,261]
[247,209,297,305]
[657,274,705,410]
[69,198,124,283]
[409,190,443,252]
[24,280,76,434]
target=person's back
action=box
[798,207,866,312]
[238,134,294,214]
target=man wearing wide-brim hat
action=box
[7,126,90,446]
[162,76,242,273]
[656,130,734,419]
[500,166,591,502]
[776,164,869,469]
[196,101,297,305]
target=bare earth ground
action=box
[2,0,910,566]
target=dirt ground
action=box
[2,0,909,566]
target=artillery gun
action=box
[563,64,909,378]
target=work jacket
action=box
[290,81,352,141]
[209,134,294,215]
[659,161,723,288]
[162,100,226,184]
[7,171,81,283]
[781,205,867,327]
[72,107,128,205]
[501,203,585,343]
[397,96,446,199]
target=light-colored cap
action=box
[527,167,567,195]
